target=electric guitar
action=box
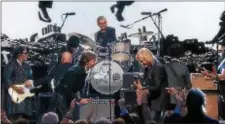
[8,80,42,104]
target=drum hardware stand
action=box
[107,44,113,121]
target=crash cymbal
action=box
[68,32,96,48]
[128,31,154,38]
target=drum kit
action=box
[68,30,156,95]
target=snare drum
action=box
[111,41,131,62]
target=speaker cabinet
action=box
[79,99,115,121]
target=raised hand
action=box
[1,110,11,124]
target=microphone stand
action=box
[122,16,151,29]
[107,44,112,121]
[149,12,165,58]
[53,14,69,63]
[122,9,166,58]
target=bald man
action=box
[35,52,73,121]
[47,51,74,120]
[61,52,72,64]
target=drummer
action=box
[95,16,117,47]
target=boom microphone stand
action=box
[149,12,165,57]
[121,9,167,58]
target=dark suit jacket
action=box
[144,64,168,111]
[56,65,87,107]
[165,60,191,104]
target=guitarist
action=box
[201,42,225,119]
[55,51,97,121]
[3,46,34,121]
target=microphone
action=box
[120,25,129,29]
[158,8,167,14]
[63,12,76,16]
[141,12,152,15]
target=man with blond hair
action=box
[134,48,168,123]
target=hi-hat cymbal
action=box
[68,32,96,48]
[128,31,154,38]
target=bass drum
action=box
[89,60,124,95]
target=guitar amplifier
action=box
[122,72,144,90]
[79,98,115,121]
[121,73,145,106]
[191,73,218,119]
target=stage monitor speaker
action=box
[79,98,115,121]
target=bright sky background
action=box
[2,2,225,44]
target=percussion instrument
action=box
[89,60,124,95]
[111,41,131,62]
[68,32,96,50]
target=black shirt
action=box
[95,27,117,47]
[56,65,87,105]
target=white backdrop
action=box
[2,2,225,44]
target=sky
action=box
[2,2,225,44]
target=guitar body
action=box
[8,82,35,104]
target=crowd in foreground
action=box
[1,87,220,124]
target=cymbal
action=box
[68,32,95,48]
[128,31,154,38]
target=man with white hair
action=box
[134,48,168,122]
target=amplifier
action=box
[122,72,144,90]
[79,98,115,121]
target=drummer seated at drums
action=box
[95,16,117,47]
